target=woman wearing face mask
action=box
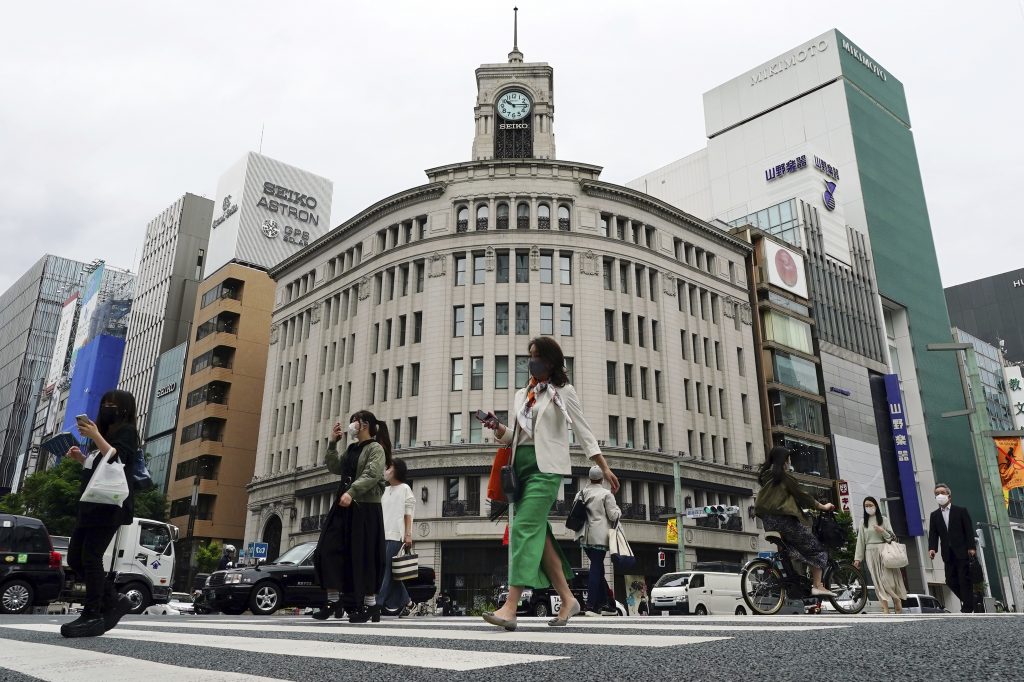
[311,410,390,622]
[854,496,907,614]
[479,337,619,630]
[754,446,836,598]
[60,390,140,638]
[379,457,416,617]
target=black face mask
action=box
[528,358,550,380]
[97,406,120,430]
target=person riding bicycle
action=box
[754,446,836,598]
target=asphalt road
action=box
[0,612,1019,681]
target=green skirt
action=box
[509,444,573,589]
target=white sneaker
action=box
[583,610,601,617]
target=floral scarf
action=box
[517,377,572,438]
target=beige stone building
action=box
[244,43,767,609]
[167,262,275,586]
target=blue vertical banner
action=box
[883,374,924,536]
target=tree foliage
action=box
[196,540,223,574]
[0,458,168,535]
[831,510,859,565]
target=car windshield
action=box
[268,543,315,565]
[654,573,689,588]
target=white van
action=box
[650,571,744,615]
[61,518,179,614]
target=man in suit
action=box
[927,483,977,613]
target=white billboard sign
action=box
[764,239,809,300]
[1004,365,1024,431]
[45,294,79,388]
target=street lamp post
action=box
[927,342,1024,612]
[185,474,200,592]
[673,455,685,572]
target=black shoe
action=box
[61,613,106,638]
[348,605,380,623]
[311,602,341,620]
[103,595,133,632]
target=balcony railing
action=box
[517,217,529,229]
[652,505,676,520]
[538,217,551,230]
[300,514,328,533]
[476,218,488,231]
[558,218,570,231]
[497,216,509,230]
[619,502,647,520]
[456,220,469,233]
[442,500,479,517]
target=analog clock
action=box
[496,90,531,121]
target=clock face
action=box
[497,90,531,121]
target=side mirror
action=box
[169,525,180,542]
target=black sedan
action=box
[497,568,626,617]
[204,542,436,616]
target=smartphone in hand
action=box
[76,414,90,423]
[475,410,490,422]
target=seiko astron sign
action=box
[204,152,333,278]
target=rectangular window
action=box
[515,355,529,388]
[414,311,423,343]
[640,367,649,400]
[651,320,660,351]
[684,379,690,409]
[714,341,722,370]
[396,366,404,399]
[741,394,750,424]
[411,363,420,396]
[762,311,814,354]
[773,351,822,394]
[393,419,402,447]
[696,381,703,413]
[603,258,613,291]
[623,364,633,397]
[515,303,529,335]
[409,417,418,447]
[621,313,631,344]
[634,265,644,298]
[454,255,467,285]
[680,329,688,360]
[604,309,615,341]
[496,251,510,283]
[453,306,465,337]
[398,315,407,346]
[400,265,409,296]
[470,417,483,444]
[608,416,619,446]
[559,254,571,284]
[737,347,745,376]
[495,355,509,389]
[473,254,486,284]
[384,319,392,350]
[719,388,726,417]
[642,420,651,449]
[692,333,700,364]
[540,252,553,284]
[515,252,529,283]
[372,323,380,353]
[449,413,463,443]
[471,357,484,390]
[606,361,617,395]
[382,369,389,402]
[415,261,425,293]
[452,359,464,391]
[560,305,573,336]
[655,370,662,403]
[704,338,711,368]
[772,391,825,435]
[369,372,376,404]
[472,304,484,336]
[626,418,635,448]
[707,384,714,416]
[564,357,574,384]
[540,304,553,335]
[496,303,509,334]
[658,423,666,450]
[619,262,629,294]
[637,316,645,348]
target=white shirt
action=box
[382,483,415,541]
[941,505,950,528]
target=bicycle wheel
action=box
[826,562,867,614]
[741,559,785,615]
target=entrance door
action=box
[262,516,282,561]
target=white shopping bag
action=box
[80,453,130,507]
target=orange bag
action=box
[487,446,512,502]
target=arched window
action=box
[558,205,571,231]
[496,202,509,230]
[538,203,551,230]
[517,202,530,229]
[456,206,469,233]
[476,205,489,230]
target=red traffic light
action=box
[657,550,666,567]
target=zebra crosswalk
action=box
[0,613,946,680]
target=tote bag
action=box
[80,454,130,507]
[391,544,419,582]
[880,539,909,569]
[608,524,637,572]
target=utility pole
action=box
[673,455,685,572]
[185,474,200,592]
[927,342,1024,612]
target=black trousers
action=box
[67,524,120,613]
[944,553,975,613]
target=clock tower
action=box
[471,9,555,161]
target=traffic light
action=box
[658,550,666,567]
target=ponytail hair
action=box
[350,409,393,468]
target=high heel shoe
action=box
[311,601,341,620]
[547,599,581,627]
[348,604,381,623]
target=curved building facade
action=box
[245,46,767,608]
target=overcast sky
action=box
[2,0,1021,294]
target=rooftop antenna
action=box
[508,7,523,63]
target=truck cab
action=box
[62,518,179,614]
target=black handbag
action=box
[813,512,845,549]
[565,491,587,532]
[500,422,520,502]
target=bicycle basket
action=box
[813,513,845,549]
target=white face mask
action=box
[936,494,949,506]
[864,506,876,515]
[348,422,361,438]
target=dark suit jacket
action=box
[928,504,976,561]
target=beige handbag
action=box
[880,539,909,569]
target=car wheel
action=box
[221,605,246,615]
[119,582,151,615]
[0,580,34,615]
[533,602,549,618]
[694,605,708,616]
[735,606,747,615]
[249,582,281,615]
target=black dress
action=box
[314,441,385,605]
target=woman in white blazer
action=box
[481,337,619,630]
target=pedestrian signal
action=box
[658,551,666,568]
